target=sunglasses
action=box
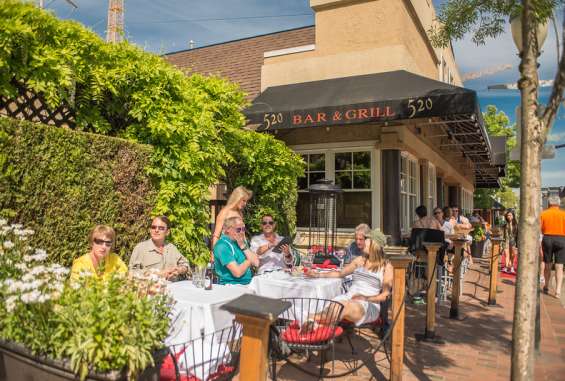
[261,221,275,226]
[93,238,113,247]
[151,225,167,232]
[233,226,246,233]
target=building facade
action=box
[165,0,505,244]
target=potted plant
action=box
[470,222,487,258]
[0,220,172,381]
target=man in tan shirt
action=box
[129,216,189,280]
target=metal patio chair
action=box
[161,322,242,381]
[270,298,344,380]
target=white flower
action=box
[22,229,34,236]
[8,281,24,293]
[0,218,7,227]
[10,224,23,230]
[15,263,28,271]
[5,296,18,312]
[18,236,28,241]
[29,266,46,275]
[3,241,14,249]
[2,226,12,234]
[23,252,48,262]
[20,290,42,304]
[35,249,47,257]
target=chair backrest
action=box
[409,228,445,253]
[163,322,242,381]
[276,298,344,345]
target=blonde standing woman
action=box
[212,186,253,248]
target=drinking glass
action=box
[336,249,346,269]
[302,253,313,269]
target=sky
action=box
[45,0,565,187]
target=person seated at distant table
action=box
[412,205,442,230]
[304,238,393,326]
[214,216,259,285]
[129,216,189,281]
[250,214,293,274]
[345,223,371,263]
[71,225,127,280]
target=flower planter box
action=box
[471,240,486,258]
[0,340,167,381]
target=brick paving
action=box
[271,259,565,380]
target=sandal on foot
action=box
[543,287,549,295]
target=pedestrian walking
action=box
[540,195,565,299]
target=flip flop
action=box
[543,287,549,295]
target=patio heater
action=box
[308,179,342,259]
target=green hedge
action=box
[0,117,157,266]
[0,2,304,265]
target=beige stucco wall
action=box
[261,0,462,90]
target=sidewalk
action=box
[273,259,565,380]
[403,260,565,381]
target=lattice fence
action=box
[0,82,75,128]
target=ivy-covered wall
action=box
[0,118,157,266]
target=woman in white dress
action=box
[305,239,393,326]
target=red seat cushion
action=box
[207,364,235,381]
[281,324,343,344]
[160,347,201,381]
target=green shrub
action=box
[0,1,304,264]
[0,118,156,266]
[223,129,304,236]
[0,222,171,381]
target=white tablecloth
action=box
[166,281,250,345]
[249,271,343,300]
[249,271,344,322]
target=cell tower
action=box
[106,0,124,43]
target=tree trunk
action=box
[511,2,543,380]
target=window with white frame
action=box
[334,151,372,228]
[296,149,373,229]
[400,154,418,233]
[427,164,437,212]
[461,188,473,215]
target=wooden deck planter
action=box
[0,340,167,381]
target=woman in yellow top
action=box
[71,225,127,280]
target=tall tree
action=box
[475,106,520,210]
[430,1,565,380]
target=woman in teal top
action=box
[213,216,259,285]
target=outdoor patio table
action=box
[249,270,344,323]
[166,281,250,345]
[248,270,343,299]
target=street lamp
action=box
[510,15,549,54]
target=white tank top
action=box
[347,265,384,297]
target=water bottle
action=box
[204,262,213,290]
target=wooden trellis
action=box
[0,82,75,128]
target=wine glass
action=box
[335,249,346,269]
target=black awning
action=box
[245,70,505,189]
[245,70,479,130]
